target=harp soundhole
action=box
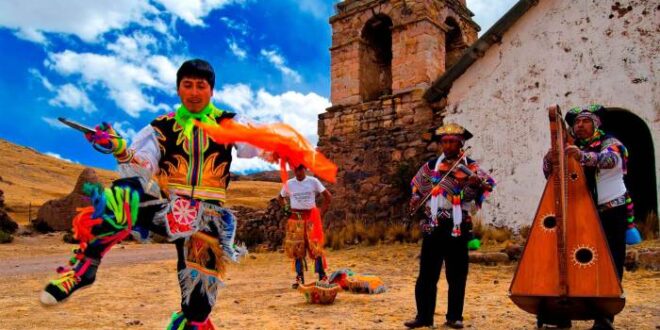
[543,216,557,229]
[574,247,596,267]
[569,172,578,181]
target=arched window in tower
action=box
[445,17,466,69]
[360,15,393,102]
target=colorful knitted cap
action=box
[565,104,605,128]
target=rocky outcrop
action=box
[233,199,287,251]
[32,168,101,231]
[0,189,18,234]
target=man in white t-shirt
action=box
[277,164,332,288]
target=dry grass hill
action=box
[0,138,280,225]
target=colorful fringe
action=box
[167,312,216,330]
[57,183,139,275]
[214,207,237,262]
[624,193,642,245]
[411,157,494,235]
[179,233,223,307]
[178,267,220,307]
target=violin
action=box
[409,147,477,216]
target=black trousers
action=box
[599,205,627,280]
[597,205,628,326]
[414,221,469,323]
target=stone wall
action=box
[322,0,478,227]
[234,199,287,250]
[318,90,446,229]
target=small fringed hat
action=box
[565,104,605,127]
[423,123,473,142]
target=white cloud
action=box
[45,50,175,117]
[214,83,331,145]
[48,84,97,113]
[219,16,248,35]
[31,68,97,113]
[467,0,518,34]
[228,40,247,60]
[44,152,77,164]
[296,0,333,20]
[14,28,47,44]
[29,68,54,90]
[146,55,180,90]
[112,121,138,144]
[42,117,68,129]
[153,0,246,26]
[0,0,247,44]
[0,0,160,43]
[230,149,277,174]
[106,32,158,59]
[260,49,302,83]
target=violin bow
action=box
[409,146,471,217]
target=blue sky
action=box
[0,0,517,174]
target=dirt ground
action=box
[0,235,658,330]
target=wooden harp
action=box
[509,105,624,321]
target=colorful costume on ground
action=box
[41,103,260,329]
[408,123,495,327]
[542,104,640,329]
[281,176,328,284]
[329,268,386,294]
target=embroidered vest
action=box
[151,111,236,203]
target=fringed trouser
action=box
[284,209,327,280]
[68,177,236,327]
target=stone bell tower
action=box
[318,0,479,228]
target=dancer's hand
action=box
[84,122,125,155]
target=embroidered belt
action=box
[167,183,227,203]
[598,195,626,212]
